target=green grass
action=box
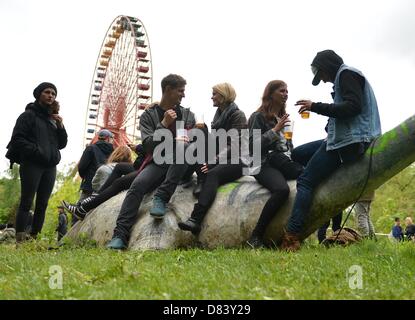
[1,238,414,300]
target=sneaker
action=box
[79,194,96,207]
[106,237,127,250]
[61,200,87,221]
[246,235,265,249]
[150,196,167,219]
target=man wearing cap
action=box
[6,82,68,243]
[280,49,382,251]
[75,129,114,224]
[56,205,68,241]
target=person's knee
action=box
[271,184,290,200]
[296,174,315,191]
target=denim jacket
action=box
[326,64,382,151]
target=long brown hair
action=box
[256,80,287,121]
[107,145,132,164]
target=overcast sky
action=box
[1,0,414,173]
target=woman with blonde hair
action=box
[91,145,132,193]
[178,83,248,235]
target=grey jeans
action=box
[354,200,375,238]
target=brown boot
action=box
[280,231,301,252]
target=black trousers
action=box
[196,163,243,215]
[83,170,138,212]
[98,162,135,193]
[15,162,56,235]
[113,162,188,243]
[252,164,291,238]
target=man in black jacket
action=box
[6,82,68,242]
[73,129,113,225]
[107,74,195,250]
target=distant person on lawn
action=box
[391,217,404,241]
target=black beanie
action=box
[33,82,57,100]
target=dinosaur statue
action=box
[66,115,415,250]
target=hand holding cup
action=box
[272,114,290,133]
[295,100,312,119]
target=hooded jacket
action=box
[311,50,365,118]
[6,102,67,168]
[78,140,113,192]
[310,50,381,151]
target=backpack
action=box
[321,227,363,247]
[5,140,21,169]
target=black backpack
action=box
[5,140,20,169]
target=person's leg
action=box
[249,165,290,247]
[178,164,243,234]
[30,166,56,236]
[317,221,330,243]
[354,201,369,237]
[82,171,138,212]
[15,163,43,239]
[72,190,92,225]
[331,211,343,232]
[111,163,167,246]
[99,163,135,193]
[291,140,325,167]
[151,161,189,217]
[366,201,376,238]
[285,141,342,238]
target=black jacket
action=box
[248,111,290,163]
[78,140,113,192]
[211,102,247,162]
[311,50,365,119]
[139,104,195,155]
[6,102,67,168]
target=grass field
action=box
[1,238,414,300]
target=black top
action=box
[405,224,415,241]
[78,140,113,192]
[6,102,67,168]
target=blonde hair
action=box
[405,217,413,225]
[107,145,132,164]
[212,83,236,106]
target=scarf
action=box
[211,102,238,130]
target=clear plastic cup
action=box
[301,110,310,119]
[283,121,294,140]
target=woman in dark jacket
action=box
[6,82,67,242]
[246,80,303,248]
[178,82,247,234]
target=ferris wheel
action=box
[83,15,153,148]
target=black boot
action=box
[246,234,265,249]
[178,204,207,235]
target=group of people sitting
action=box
[5,49,381,251]
[60,49,382,252]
